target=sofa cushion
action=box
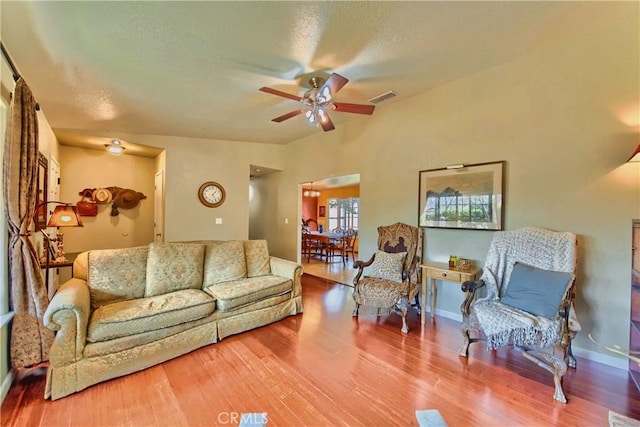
[244,240,271,277]
[203,240,247,286]
[88,246,149,309]
[145,242,206,297]
[73,251,89,281]
[87,289,215,342]
[206,276,291,312]
[500,262,573,318]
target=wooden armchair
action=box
[458,227,580,403]
[352,222,423,333]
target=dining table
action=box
[303,230,345,263]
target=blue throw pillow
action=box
[500,262,573,318]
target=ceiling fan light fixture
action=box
[305,109,316,124]
[320,86,331,102]
[260,73,374,132]
[317,108,328,123]
[105,139,125,155]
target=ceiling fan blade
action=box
[318,112,335,132]
[320,73,349,99]
[272,109,303,122]
[333,102,375,115]
[259,87,303,102]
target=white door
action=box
[48,156,60,208]
[47,156,61,299]
[154,171,164,242]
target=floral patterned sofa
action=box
[43,240,303,400]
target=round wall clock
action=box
[198,181,226,207]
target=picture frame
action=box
[418,161,505,230]
[319,205,326,217]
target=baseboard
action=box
[572,346,628,370]
[434,308,629,371]
[433,308,462,322]
[1,368,14,405]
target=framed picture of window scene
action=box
[418,161,504,230]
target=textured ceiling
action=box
[1,1,622,151]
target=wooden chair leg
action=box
[401,306,409,334]
[400,297,409,333]
[458,323,471,357]
[553,374,567,404]
[567,338,577,369]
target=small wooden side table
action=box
[420,261,482,323]
[41,258,75,298]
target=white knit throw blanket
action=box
[473,227,581,350]
[474,300,560,350]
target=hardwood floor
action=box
[301,256,357,287]
[3,274,640,426]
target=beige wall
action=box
[271,9,639,365]
[68,133,287,243]
[249,172,283,242]
[59,146,156,253]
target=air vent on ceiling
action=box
[368,91,397,104]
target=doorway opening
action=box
[300,174,359,286]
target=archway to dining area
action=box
[299,174,360,286]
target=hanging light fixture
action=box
[303,182,320,197]
[105,139,125,155]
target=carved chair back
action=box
[376,223,423,281]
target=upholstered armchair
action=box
[458,227,580,403]
[352,222,423,333]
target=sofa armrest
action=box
[270,256,303,297]
[43,278,91,365]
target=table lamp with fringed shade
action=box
[36,202,83,294]
[47,204,83,228]
[39,202,83,264]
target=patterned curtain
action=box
[3,78,53,368]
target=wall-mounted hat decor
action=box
[114,188,141,209]
[78,187,146,217]
[92,188,113,204]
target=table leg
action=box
[421,269,427,325]
[430,277,437,319]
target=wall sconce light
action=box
[628,143,640,162]
[105,139,125,155]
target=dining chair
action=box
[302,227,323,262]
[326,227,347,263]
[342,229,357,263]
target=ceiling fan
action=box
[259,73,375,132]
